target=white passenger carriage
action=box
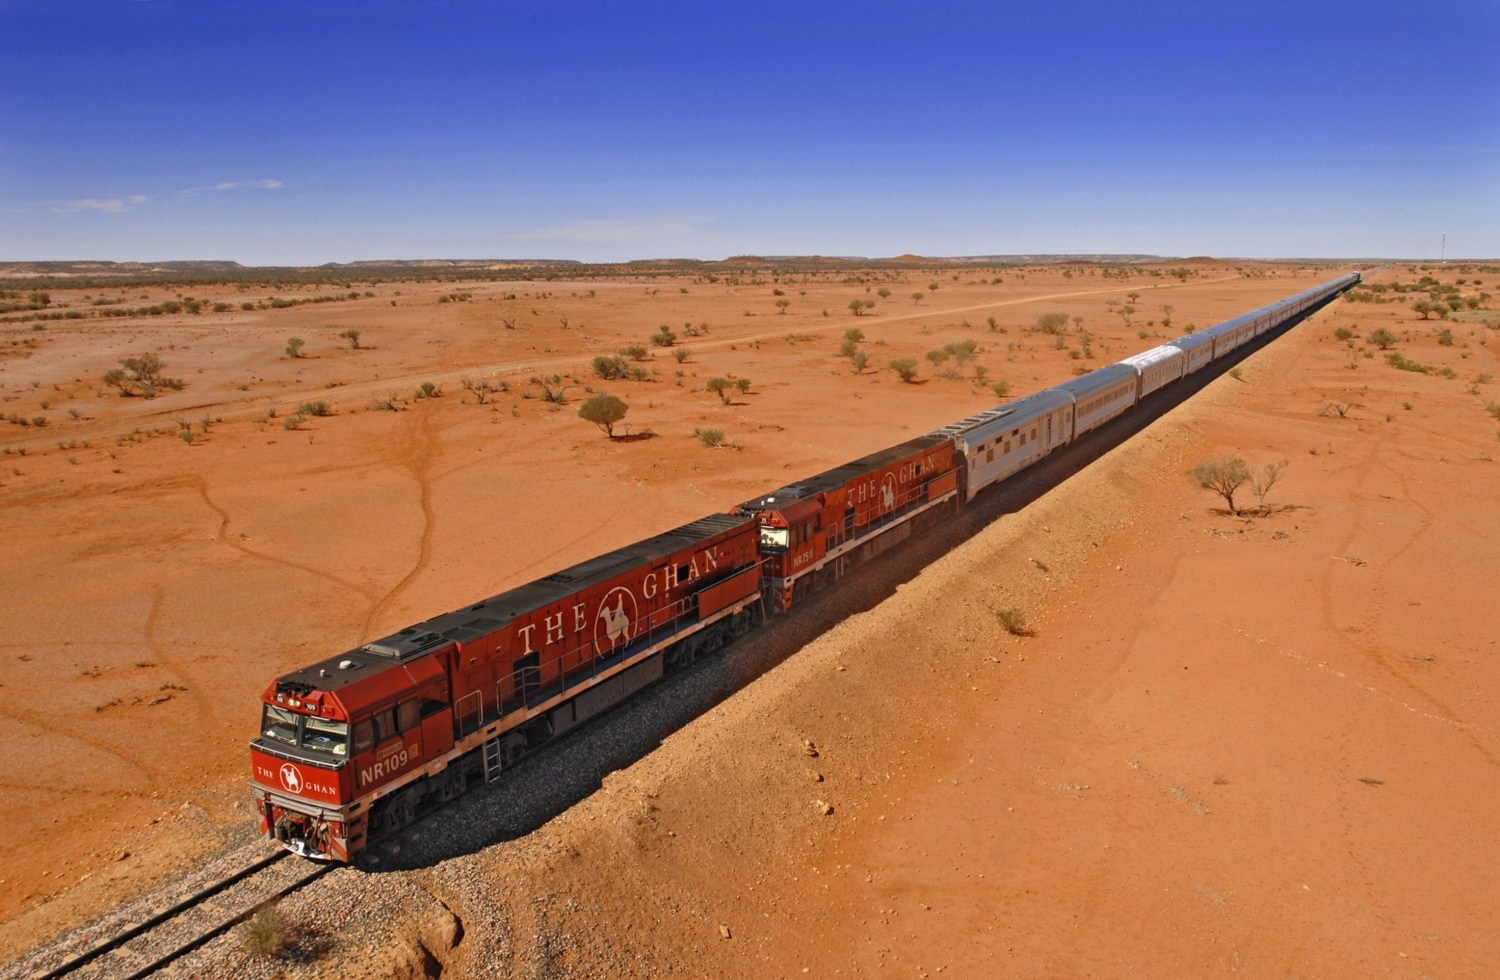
[930,390,1074,501]
[1052,363,1139,438]
[1119,345,1186,399]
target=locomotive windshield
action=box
[759,526,789,554]
[261,704,349,758]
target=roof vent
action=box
[339,659,357,670]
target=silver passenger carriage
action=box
[931,390,1074,500]
[1118,344,1186,399]
[1051,363,1139,438]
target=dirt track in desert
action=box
[2,263,1496,976]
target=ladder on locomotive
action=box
[482,737,504,783]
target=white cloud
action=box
[181,178,284,195]
[513,215,709,245]
[48,195,149,214]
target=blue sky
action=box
[3,0,1496,263]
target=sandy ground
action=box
[2,262,1495,976]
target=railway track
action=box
[9,846,333,980]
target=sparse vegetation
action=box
[243,904,288,960]
[101,353,184,398]
[1367,328,1398,350]
[285,337,306,358]
[297,400,331,417]
[338,327,361,349]
[889,358,919,383]
[995,607,1033,636]
[695,427,726,448]
[707,377,733,403]
[1190,458,1251,515]
[578,392,628,437]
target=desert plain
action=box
[0,260,1496,977]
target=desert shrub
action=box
[283,413,307,430]
[297,401,331,417]
[1333,326,1355,341]
[695,427,725,448]
[1386,352,1433,374]
[591,355,628,380]
[650,326,676,347]
[243,904,288,960]
[672,347,691,363]
[889,358,919,383]
[851,350,870,373]
[415,381,441,399]
[285,337,305,358]
[578,392,628,437]
[991,379,1011,399]
[707,377,732,403]
[339,328,362,349]
[995,607,1032,636]
[620,344,648,361]
[1367,328,1398,350]
[1036,312,1069,334]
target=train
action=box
[250,272,1359,861]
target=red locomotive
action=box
[251,513,762,860]
[734,434,960,611]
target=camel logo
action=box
[594,586,638,652]
[279,762,303,794]
[880,473,897,512]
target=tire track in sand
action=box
[189,475,379,602]
[360,398,441,642]
[1315,433,1497,766]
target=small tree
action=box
[735,377,751,395]
[578,392,627,437]
[285,337,305,358]
[1190,458,1252,515]
[1249,460,1289,514]
[460,376,495,404]
[102,352,182,398]
[707,377,733,403]
[775,298,791,314]
[851,350,869,373]
[338,328,361,349]
[1159,306,1173,331]
[911,291,924,304]
[1367,327,1398,350]
[889,358,919,383]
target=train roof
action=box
[736,434,950,513]
[279,512,754,677]
[928,389,1074,443]
[1119,345,1184,370]
[1168,330,1215,354]
[1049,362,1136,400]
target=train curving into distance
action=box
[251,273,1359,861]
